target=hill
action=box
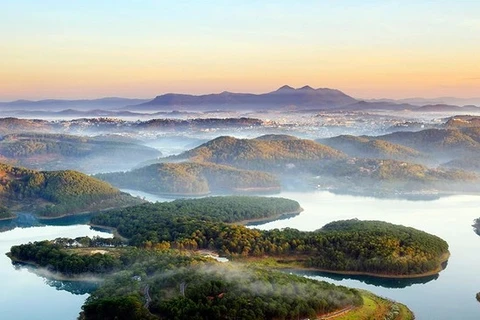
[375,128,480,162]
[0,163,142,217]
[172,135,346,171]
[313,158,478,196]
[10,242,367,320]
[442,157,480,172]
[445,115,480,128]
[317,135,425,162]
[130,85,357,111]
[0,133,161,173]
[95,162,281,196]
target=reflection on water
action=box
[0,224,111,320]
[45,279,99,296]
[254,191,480,320]
[2,191,480,319]
[0,213,95,232]
[288,269,439,289]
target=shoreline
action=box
[88,223,128,242]
[125,187,282,198]
[7,254,104,282]
[237,207,304,226]
[242,251,451,279]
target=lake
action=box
[0,224,111,320]
[254,191,480,320]
[1,191,479,319]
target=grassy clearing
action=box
[334,291,414,320]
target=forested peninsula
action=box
[87,196,449,277]
[8,196,426,319]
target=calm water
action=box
[1,191,479,319]
[254,191,480,320]
[0,224,111,320]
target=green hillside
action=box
[10,242,364,320]
[172,135,346,171]
[313,158,478,195]
[95,162,281,196]
[0,163,142,217]
[318,135,425,161]
[376,128,480,160]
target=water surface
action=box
[0,225,111,320]
[253,191,480,320]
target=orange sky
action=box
[1,1,479,101]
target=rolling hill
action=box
[0,163,142,217]
[317,135,425,162]
[95,162,281,196]
[0,133,161,173]
[375,128,480,162]
[171,135,346,171]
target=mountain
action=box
[95,162,281,196]
[317,135,425,162]
[171,135,346,170]
[0,133,162,173]
[128,85,357,111]
[414,104,480,113]
[0,97,149,111]
[0,163,142,217]
[339,100,417,111]
[369,97,480,107]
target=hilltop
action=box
[0,163,142,217]
[172,135,346,171]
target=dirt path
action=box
[318,305,355,319]
[143,284,151,309]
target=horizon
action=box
[1,1,479,101]
[1,84,480,104]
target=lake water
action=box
[1,191,479,319]
[254,191,480,320]
[0,224,111,320]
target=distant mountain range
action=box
[1,86,479,113]
[0,97,149,111]
[129,85,358,111]
[368,97,480,107]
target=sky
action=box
[1,0,479,101]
